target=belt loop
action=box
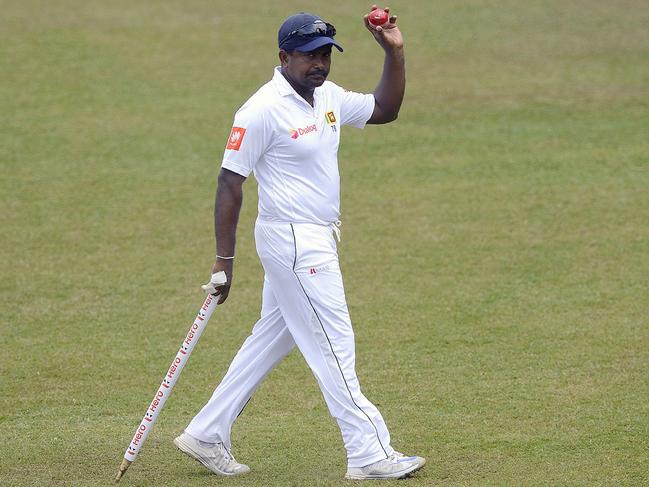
[331,220,342,242]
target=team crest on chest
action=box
[325,111,337,133]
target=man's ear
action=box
[279,49,290,67]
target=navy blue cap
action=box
[278,12,343,53]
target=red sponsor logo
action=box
[184,323,199,347]
[167,356,182,380]
[148,389,165,416]
[288,124,317,139]
[226,127,246,150]
[308,264,330,276]
[131,423,147,449]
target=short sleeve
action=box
[221,103,271,177]
[339,88,375,129]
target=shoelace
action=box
[391,451,416,463]
[218,443,239,464]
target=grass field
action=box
[2,0,648,485]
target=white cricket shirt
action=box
[221,67,375,225]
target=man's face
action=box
[280,45,332,92]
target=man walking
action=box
[174,7,425,480]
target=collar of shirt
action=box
[272,66,321,105]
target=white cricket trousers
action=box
[185,218,394,468]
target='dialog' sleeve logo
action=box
[325,111,337,133]
[226,127,246,150]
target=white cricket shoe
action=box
[174,432,250,476]
[345,451,426,480]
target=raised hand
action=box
[363,5,404,52]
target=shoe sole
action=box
[344,458,426,480]
[173,436,245,476]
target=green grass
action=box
[2,0,648,485]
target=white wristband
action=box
[216,254,235,260]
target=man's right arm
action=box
[211,168,246,304]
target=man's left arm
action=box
[365,6,405,125]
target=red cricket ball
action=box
[368,8,389,26]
